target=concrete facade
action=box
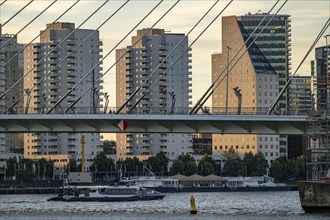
[116,29,193,160]
[23,22,103,170]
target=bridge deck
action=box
[0,114,309,134]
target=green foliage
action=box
[36,158,53,179]
[123,157,140,172]
[200,161,215,176]
[223,148,242,176]
[102,140,116,154]
[177,154,195,165]
[171,159,184,175]
[198,154,217,175]
[6,157,17,177]
[270,156,306,181]
[185,161,198,176]
[147,152,169,173]
[271,160,283,180]
[222,150,268,177]
[90,152,115,172]
[67,159,78,172]
[16,169,35,183]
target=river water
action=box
[0,191,329,220]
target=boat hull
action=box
[48,196,141,202]
[298,180,330,213]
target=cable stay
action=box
[190,0,287,115]
[0,0,57,50]
[124,0,233,114]
[0,0,8,7]
[3,0,113,112]
[266,18,330,115]
[0,0,80,88]
[1,0,34,27]
[46,0,179,114]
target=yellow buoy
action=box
[190,195,197,214]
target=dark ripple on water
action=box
[1,191,328,219]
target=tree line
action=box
[4,150,307,182]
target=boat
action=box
[47,185,165,202]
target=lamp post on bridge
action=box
[233,87,242,115]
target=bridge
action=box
[0,107,311,134]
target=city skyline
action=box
[1,0,328,108]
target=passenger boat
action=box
[47,185,165,202]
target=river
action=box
[0,191,329,219]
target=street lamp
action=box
[89,50,99,113]
[104,92,109,114]
[226,46,231,114]
[24,89,31,114]
[233,87,242,115]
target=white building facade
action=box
[116,29,193,160]
[23,22,103,169]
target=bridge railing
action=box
[1,106,326,116]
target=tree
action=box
[283,159,297,180]
[90,152,115,172]
[178,154,195,165]
[36,158,53,180]
[200,161,215,176]
[185,161,198,176]
[147,152,169,174]
[6,157,17,179]
[253,152,268,176]
[16,170,35,183]
[123,157,140,172]
[147,156,161,172]
[171,159,184,175]
[296,156,306,180]
[271,160,283,180]
[223,148,243,176]
[242,152,254,176]
[67,159,78,172]
[102,140,116,154]
[198,154,217,174]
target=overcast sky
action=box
[1,0,329,107]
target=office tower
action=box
[23,22,102,169]
[116,29,192,160]
[212,13,291,165]
[311,45,330,113]
[238,13,291,158]
[288,75,314,115]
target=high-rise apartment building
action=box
[288,75,314,115]
[311,45,330,113]
[116,29,192,160]
[23,22,103,169]
[212,13,291,165]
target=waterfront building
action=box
[0,25,24,166]
[311,45,330,113]
[116,28,193,160]
[212,13,291,165]
[23,22,103,169]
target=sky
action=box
[1,0,329,109]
